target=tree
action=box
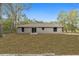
[3,19,13,33]
[4,3,31,32]
[67,10,79,32]
[57,11,68,32]
[57,10,79,32]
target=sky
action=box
[23,3,79,22]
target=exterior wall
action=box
[17,27,31,33]
[37,28,53,33]
[17,27,63,33]
[57,27,63,32]
[37,27,62,33]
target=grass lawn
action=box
[0,33,79,55]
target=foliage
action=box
[57,10,79,32]
[1,3,31,32]
[3,19,13,33]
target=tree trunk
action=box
[10,16,17,33]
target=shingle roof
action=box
[17,23,63,28]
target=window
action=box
[21,27,24,32]
[62,27,63,32]
[32,28,36,33]
[42,27,44,30]
[53,27,57,32]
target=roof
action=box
[17,23,63,28]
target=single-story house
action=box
[17,23,63,34]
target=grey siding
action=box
[17,27,31,33]
[37,27,62,33]
[57,27,63,32]
[17,27,63,34]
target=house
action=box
[17,23,63,34]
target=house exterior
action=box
[17,23,63,34]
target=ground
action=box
[0,33,79,55]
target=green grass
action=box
[0,33,79,55]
